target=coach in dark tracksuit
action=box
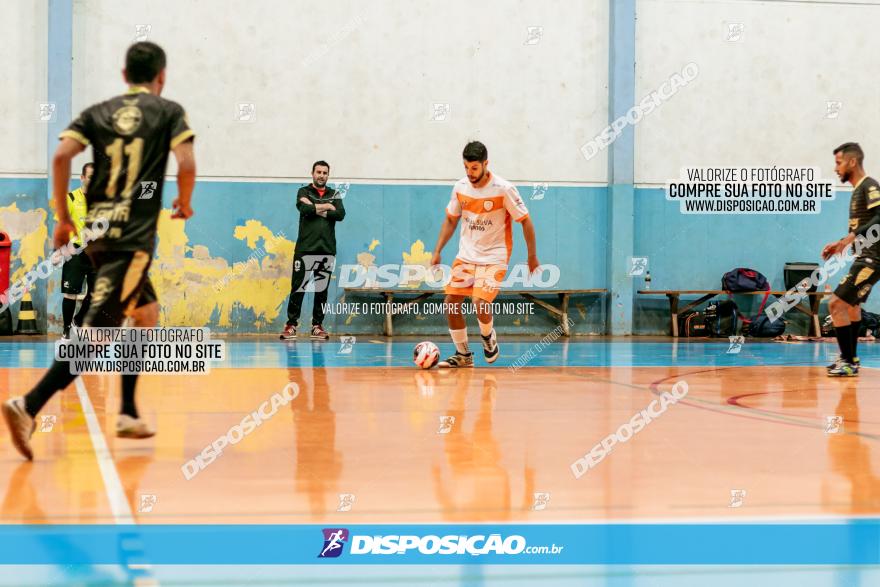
[281,160,345,341]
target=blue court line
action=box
[1,522,879,565]
[0,340,857,369]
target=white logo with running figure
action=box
[337,493,356,512]
[825,415,843,434]
[40,415,57,432]
[138,494,158,513]
[438,415,455,434]
[532,492,551,511]
[296,255,336,293]
[729,489,746,508]
[727,336,744,354]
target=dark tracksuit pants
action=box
[286,251,334,327]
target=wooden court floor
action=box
[1,338,879,526]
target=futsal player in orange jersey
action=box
[431,141,539,367]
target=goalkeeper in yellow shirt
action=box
[58,163,96,339]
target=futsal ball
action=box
[413,341,440,369]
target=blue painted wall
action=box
[0,178,861,336]
[181,182,609,335]
[633,186,858,334]
[330,184,608,335]
[1,178,608,335]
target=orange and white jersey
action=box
[445,173,529,265]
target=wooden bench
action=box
[344,288,607,336]
[638,289,832,337]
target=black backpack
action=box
[745,314,785,338]
[678,312,709,337]
[704,300,739,337]
[860,311,880,336]
[722,268,772,332]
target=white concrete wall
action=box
[635,0,880,185]
[0,1,48,175]
[12,1,880,186]
[71,0,608,182]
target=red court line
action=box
[727,389,880,426]
[646,368,879,436]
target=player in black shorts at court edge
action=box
[2,42,196,459]
[822,142,880,377]
[59,162,97,339]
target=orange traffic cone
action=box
[15,291,38,335]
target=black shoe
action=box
[61,326,71,340]
[438,352,474,368]
[481,331,499,364]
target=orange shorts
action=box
[443,259,508,302]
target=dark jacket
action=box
[295,184,346,255]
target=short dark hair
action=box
[125,42,166,84]
[834,142,864,166]
[462,141,488,162]
[81,162,93,176]
[312,160,330,172]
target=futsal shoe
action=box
[481,330,499,363]
[438,352,474,368]
[280,324,296,340]
[2,397,35,460]
[311,325,330,340]
[116,414,156,439]
[61,326,71,340]
[827,360,858,377]
[827,355,860,370]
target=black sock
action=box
[62,298,76,329]
[851,321,861,360]
[121,374,139,419]
[835,325,854,363]
[24,360,78,417]
[74,295,91,327]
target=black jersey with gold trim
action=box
[60,87,194,253]
[849,176,880,259]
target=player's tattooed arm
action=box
[171,140,196,219]
[823,232,856,260]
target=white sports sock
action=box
[478,319,494,338]
[449,328,470,354]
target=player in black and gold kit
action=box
[821,143,880,377]
[2,42,196,459]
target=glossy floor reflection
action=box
[1,338,879,585]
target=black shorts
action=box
[83,250,157,328]
[60,252,95,295]
[834,257,880,305]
